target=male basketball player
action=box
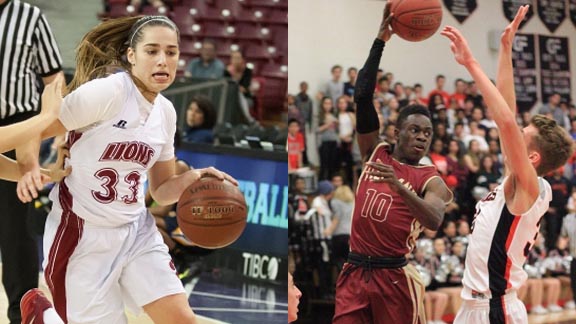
[332,4,453,323]
[442,5,574,323]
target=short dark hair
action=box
[396,104,431,129]
[347,67,357,73]
[436,74,445,81]
[331,65,342,72]
[288,118,300,126]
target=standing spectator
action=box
[539,92,568,129]
[185,39,224,79]
[0,1,64,322]
[324,185,354,271]
[295,81,313,128]
[311,180,335,298]
[343,67,357,99]
[224,50,254,121]
[466,80,484,109]
[182,96,216,144]
[288,119,305,172]
[318,65,344,104]
[450,78,467,109]
[544,167,572,250]
[317,97,339,181]
[374,76,395,108]
[428,74,450,106]
[336,96,355,185]
[413,83,428,106]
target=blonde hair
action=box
[68,16,179,93]
[333,185,354,203]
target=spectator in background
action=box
[225,50,254,112]
[336,96,355,185]
[544,167,572,250]
[318,65,344,104]
[466,80,484,108]
[375,76,395,108]
[450,78,467,109]
[428,74,450,106]
[185,39,224,79]
[295,81,313,128]
[428,93,445,116]
[561,191,576,310]
[539,92,567,129]
[324,184,354,271]
[343,67,357,99]
[414,83,428,106]
[317,97,339,181]
[288,119,305,172]
[475,155,501,192]
[182,96,216,144]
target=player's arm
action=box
[496,6,528,177]
[0,75,64,154]
[496,5,528,116]
[366,160,451,229]
[356,2,393,161]
[442,26,539,207]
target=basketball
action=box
[177,177,248,249]
[390,0,443,42]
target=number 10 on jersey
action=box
[360,188,393,222]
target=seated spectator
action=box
[546,236,574,309]
[433,238,463,314]
[475,155,501,191]
[411,245,449,324]
[185,40,225,79]
[520,234,563,314]
[182,96,216,144]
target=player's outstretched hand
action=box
[40,74,64,120]
[441,26,475,67]
[17,168,45,203]
[378,2,394,42]
[365,159,401,189]
[196,167,239,186]
[501,4,529,50]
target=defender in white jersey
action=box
[442,6,574,323]
[16,16,236,324]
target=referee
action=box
[0,0,63,323]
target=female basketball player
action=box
[16,15,237,324]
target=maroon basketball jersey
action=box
[350,143,440,257]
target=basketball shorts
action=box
[454,291,527,324]
[333,262,426,324]
[43,205,185,324]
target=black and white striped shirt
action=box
[0,0,62,120]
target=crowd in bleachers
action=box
[287,65,576,322]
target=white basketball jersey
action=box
[49,72,176,226]
[461,176,552,300]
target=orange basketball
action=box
[176,177,248,249]
[390,0,443,42]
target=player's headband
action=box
[129,16,177,47]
